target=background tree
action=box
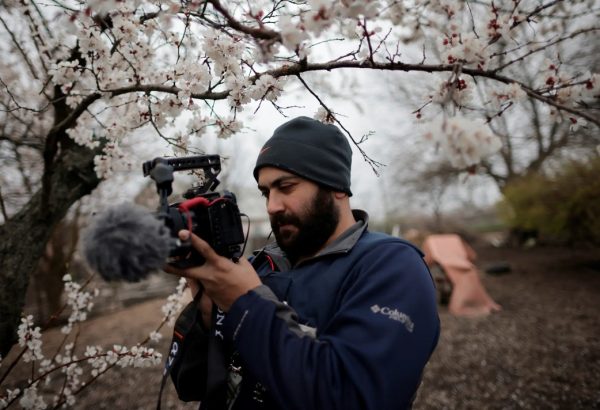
[498,155,600,245]
[385,2,600,218]
[1,0,599,357]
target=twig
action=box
[296,74,384,175]
[492,27,600,72]
[0,15,39,80]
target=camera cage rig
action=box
[142,155,245,267]
[143,154,223,207]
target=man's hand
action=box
[167,230,261,312]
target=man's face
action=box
[257,167,340,262]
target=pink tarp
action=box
[422,234,501,316]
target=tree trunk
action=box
[0,141,100,357]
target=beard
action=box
[270,188,340,264]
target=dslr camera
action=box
[143,155,245,268]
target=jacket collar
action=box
[258,210,369,270]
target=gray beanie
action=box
[253,116,352,196]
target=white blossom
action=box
[49,61,80,86]
[86,345,109,377]
[430,77,473,107]
[187,114,209,137]
[149,331,163,343]
[176,62,211,94]
[17,315,44,363]
[226,77,252,109]
[384,3,408,25]
[337,0,380,19]
[278,15,309,51]
[569,117,587,132]
[423,116,502,168]
[580,73,600,99]
[314,106,328,122]
[503,82,527,102]
[249,75,286,102]
[441,33,489,69]
[66,114,102,150]
[60,274,97,334]
[216,118,243,140]
[1,388,20,408]
[488,82,527,109]
[203,31,245,78]
[303,1,336,36]
[484,8,512,40]
[19,383,46,410]
[93,141,133,179]
[159,278,188,325]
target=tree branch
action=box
[492,26,600,72]
[205,0,280,40]
[296,73,384,174]
[0,14,39,80]
[48,58,600,144]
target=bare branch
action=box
[296,73,385,175]
[0,14,39,80]
[493,26,600,71]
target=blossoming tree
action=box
[1,0,598,366]
[384,29,600,215]
[0,273,185,408]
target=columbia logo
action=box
[370,304,415,333]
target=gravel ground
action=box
[2,245,599,409]
[415,245,600,410]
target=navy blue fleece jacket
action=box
[172,212,440,409]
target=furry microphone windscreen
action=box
[82,203,173,282]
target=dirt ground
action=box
[2,244,599,409]
[415,245,600,410]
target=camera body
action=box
[143,155,245,268]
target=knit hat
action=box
[253,116,353,195]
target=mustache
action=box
[270,212,301,227]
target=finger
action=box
[163,263,182,275]
[162,263,191,279]
[179,230,221,263]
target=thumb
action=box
[179,230,219,262]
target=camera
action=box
[143,155,245,269]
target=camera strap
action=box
[156,250,284,410]
[156,294,231,410]
[202,303,229,409]
[156,291,203,410]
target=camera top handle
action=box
[143,155,222,196]
[143,155,223,219]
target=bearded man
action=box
[168,116,440,410]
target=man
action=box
[168,116,440,409]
